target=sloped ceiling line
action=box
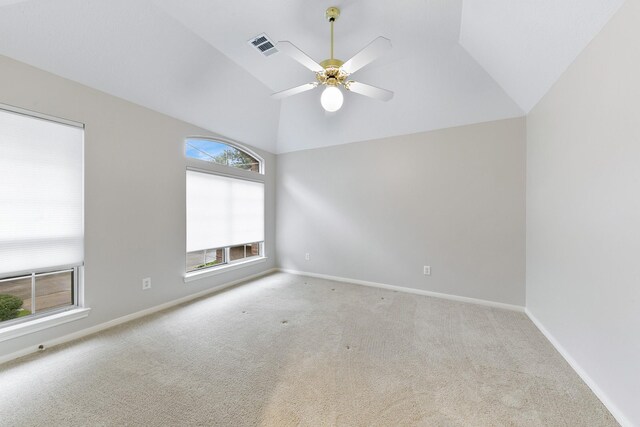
[0,0,625,153]
[459,0,626,112]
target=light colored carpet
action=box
[0,272,616,426]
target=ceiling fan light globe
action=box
[321,86,344,112]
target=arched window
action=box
[184,137,265,278]
[185,138,262,174]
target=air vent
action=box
[248,33,278,57]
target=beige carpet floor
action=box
[0,272,616,426]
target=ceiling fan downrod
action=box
[319,7,345,88]
[326,6,340,61]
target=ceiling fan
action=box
[272,6,394,112]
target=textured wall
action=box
[276,118,526,305]
[0,54,277,359]
[526,0,640,424]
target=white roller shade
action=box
[186,170,264,252]
[0,108,84,276]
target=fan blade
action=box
[341,36,391,74]
[271,82,319,100]
[345,81,394,101]
[276,41,324,73]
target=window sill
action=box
[184,256,268,283]
[0,307,91,343]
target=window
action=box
[0,105,83,327]
[185,138,264,275]
[186,138,261,173]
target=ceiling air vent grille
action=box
[249,33,278,57]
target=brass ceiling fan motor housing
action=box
[316,65,347,86]
[317,7,347,87]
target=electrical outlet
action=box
[423,266,431,276]
[305,253,310,261]
[142,277,151,290]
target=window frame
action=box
[0,267,80,329]
[185,136,265,175]
[0,103,85,335]
[186,241,264,274]
[184,136,266,281]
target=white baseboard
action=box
[278,268,524,312]
[525,309,631,427]
[0,268,277,365]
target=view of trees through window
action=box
[185,139,260,172]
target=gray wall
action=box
[526,1,640,424]
[0,54,277,359]
[276,118,526,306]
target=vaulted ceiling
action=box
[0,0,625,153]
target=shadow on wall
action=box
[278,173,393,273]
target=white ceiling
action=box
[460,0,625,112]
[0,0,625,153]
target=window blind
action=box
[0,107,84,276]
[186,170,264,252]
